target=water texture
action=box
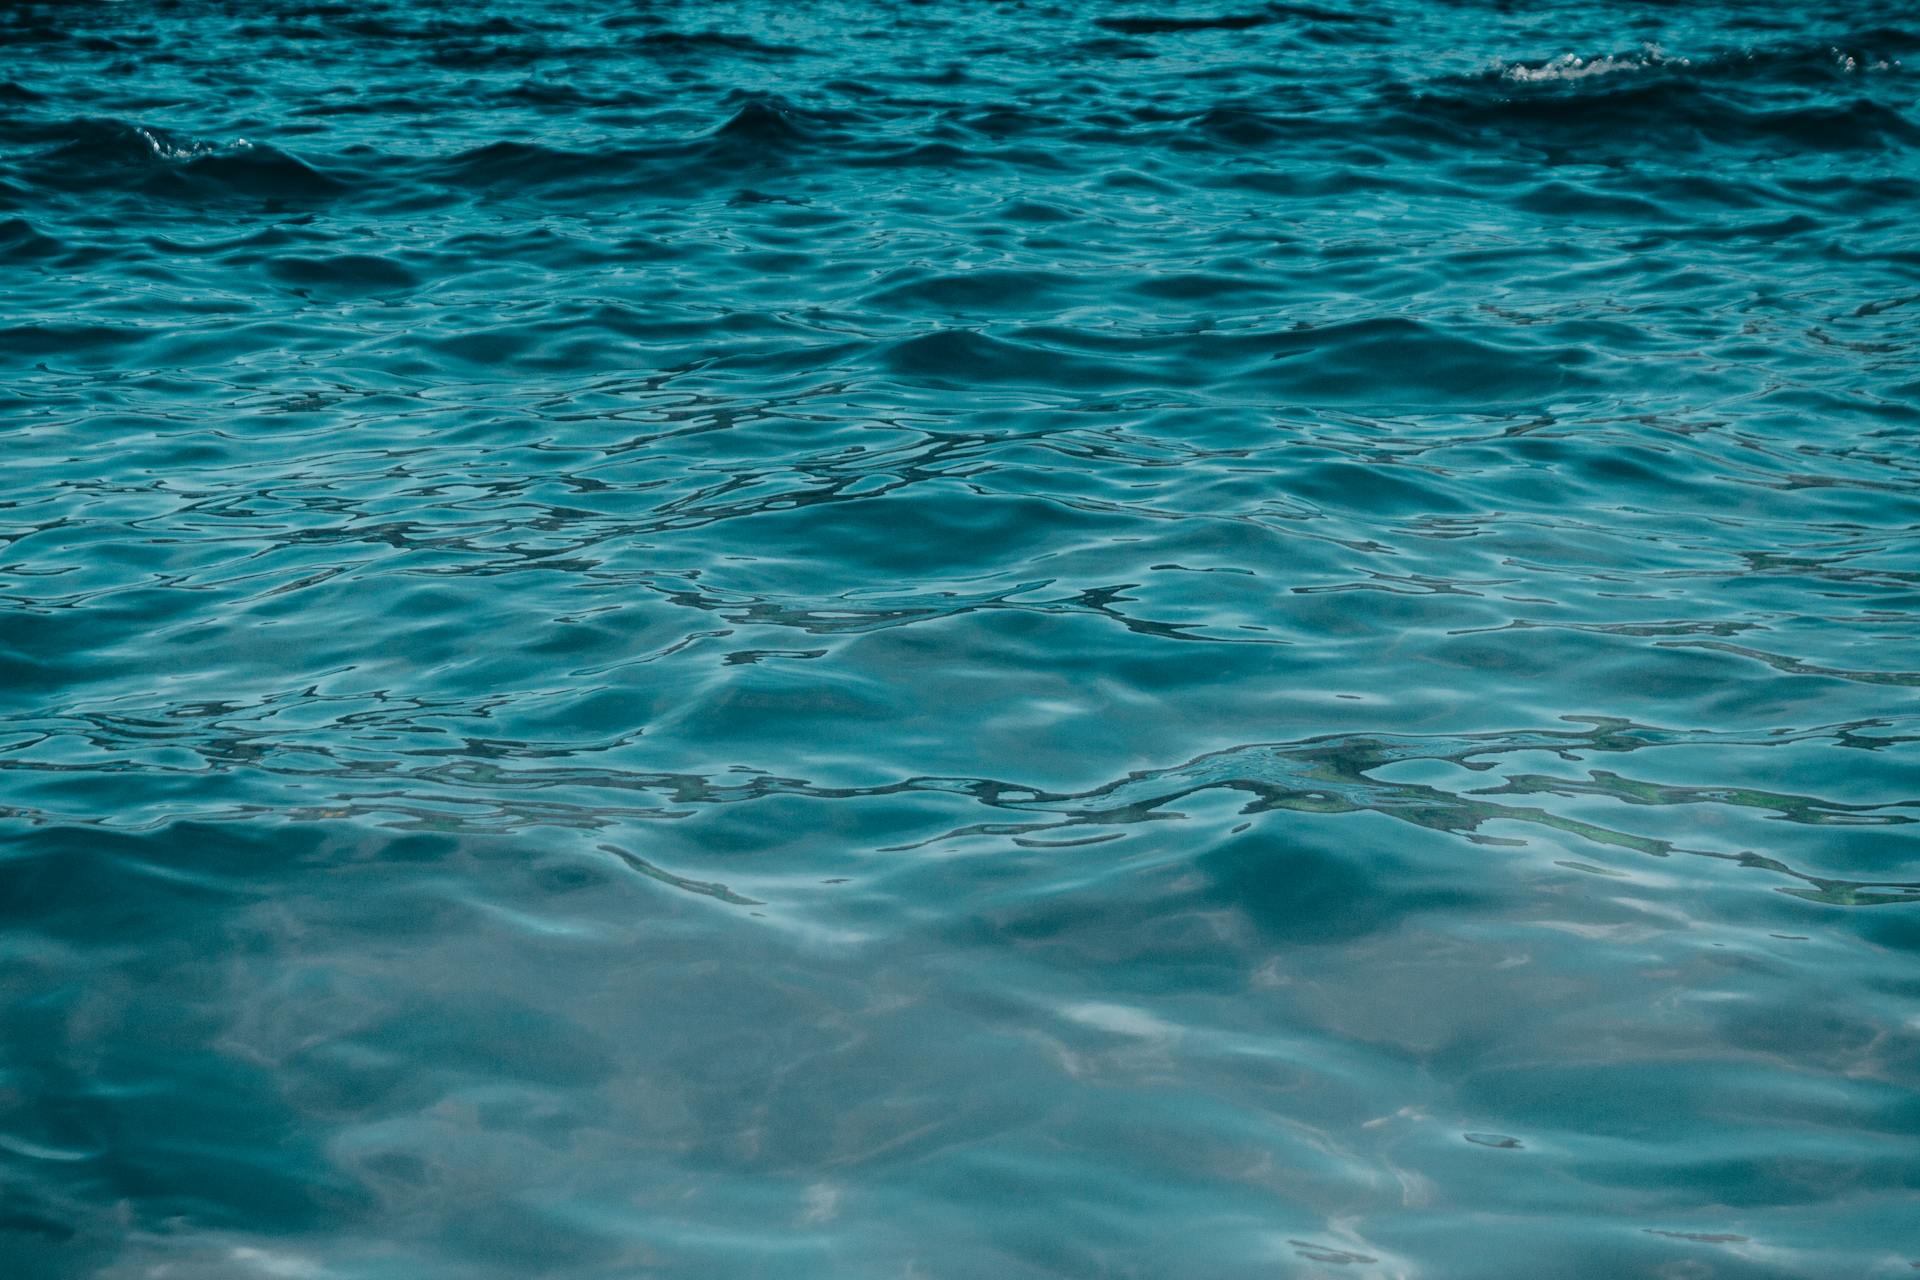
[2,1,1918,1275]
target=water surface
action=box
[3,1,1919,1276]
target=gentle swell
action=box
[2,1,1918,1276]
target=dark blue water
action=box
[3,1,1919,1275]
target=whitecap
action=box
[1501,43,1685,84]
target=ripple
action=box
[3,0,1918,1273]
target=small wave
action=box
[248,12,558,44]
[1252,316,1597,405]
[30,118,214,166]
[0,217,64,261]
[1497,35,1911,88]
[1501,46,1683,84]
[430,103,836,201]
[634,30,808,58]
[24,119,349,201]
[863,268,1082,315]
[1394,52,1920,156]
[264,253,421,295]
[711,98,815,145]
[435,138,604,188]
[1094,4,1370,34]
[171,143,350,200]
[131,124,234,163]
[0,322,148,356]
[499,79,663,111]
[1094,11,1280,35]
[879,329,1131,389]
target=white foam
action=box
[134,125,250,162]
[1502,44,1684,84]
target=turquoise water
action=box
[3,1,1919,1275]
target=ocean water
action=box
[2,0,1918,1275]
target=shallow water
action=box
[2,1,1919,1276]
